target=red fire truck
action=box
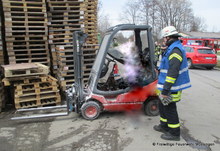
[180,37,220,53]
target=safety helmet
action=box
[160,26,180,38]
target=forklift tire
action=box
[144,98,159,116]
[81,101,101,120]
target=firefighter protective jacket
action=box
[157,40,191,92]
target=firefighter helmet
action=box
[160,26,181,38]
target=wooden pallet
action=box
[56,44,98,52]
[15,97,61,109]
[47,0,84,9]
[5,26,48,33]
[15,81,58,96]
[7,50,49,56]
[2,1,46,8]
[3,6,47,13]
[5,35,48,42]
[5,30,48,37]
[2,63,49,78]
[8,58,50,66]
[47,11,84,18]
[4,11,47,18]
[15,85,58,96]
[15,90,60,101]
[48,16,84,22]
[2,74,57,86]
[6,45,49,51]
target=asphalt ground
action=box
[0,67,220,151]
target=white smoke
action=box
[118,41,142,85]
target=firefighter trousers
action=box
[159,92,182,136]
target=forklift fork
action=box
[11,105,70,120]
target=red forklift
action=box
[12,24,160,120]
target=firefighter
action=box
[154,26,191,141]
[154,41,161,62]
[160,41,167,56]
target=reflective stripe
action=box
[171,91,182,97]
[160,69,168,73]
[160,117,167,122]
[165,76,176,84]
[160,67,188,74]
[179,67,188,74]
[156,89,161,95]
[169,53,183,62]
[172,98,181,102]
[157,82,191,91]
[157,90,181,102]
[168,123,180,128]
[171,91,181,102]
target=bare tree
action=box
[119,1,141,24]
[137,0,207,37]
[100,0,208,41]
[139,0,151,25]
[97,1,112,38]
[190,16,207,32]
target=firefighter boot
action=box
[161,132,180,141]
[153,125,167,133]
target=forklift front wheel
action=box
[144,98,159,116]
[81,101,101,120]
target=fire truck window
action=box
[218,41,220,49]
[204,40,209,47]
[195,40,202,45]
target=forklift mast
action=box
[72,31,87,113]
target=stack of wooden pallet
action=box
[1,63,61,109]
[47,0,99,90]
[13,75,61,109]
[2,0,50,66]
[84,0,98,44]
[55,44,98,91]
[80,0,99,88]
[47,0,85,74]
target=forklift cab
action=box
[88,24,157,96]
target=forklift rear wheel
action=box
[144,99,159,116]
[81,101,101,120]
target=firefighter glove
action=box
[159,94,173,106]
